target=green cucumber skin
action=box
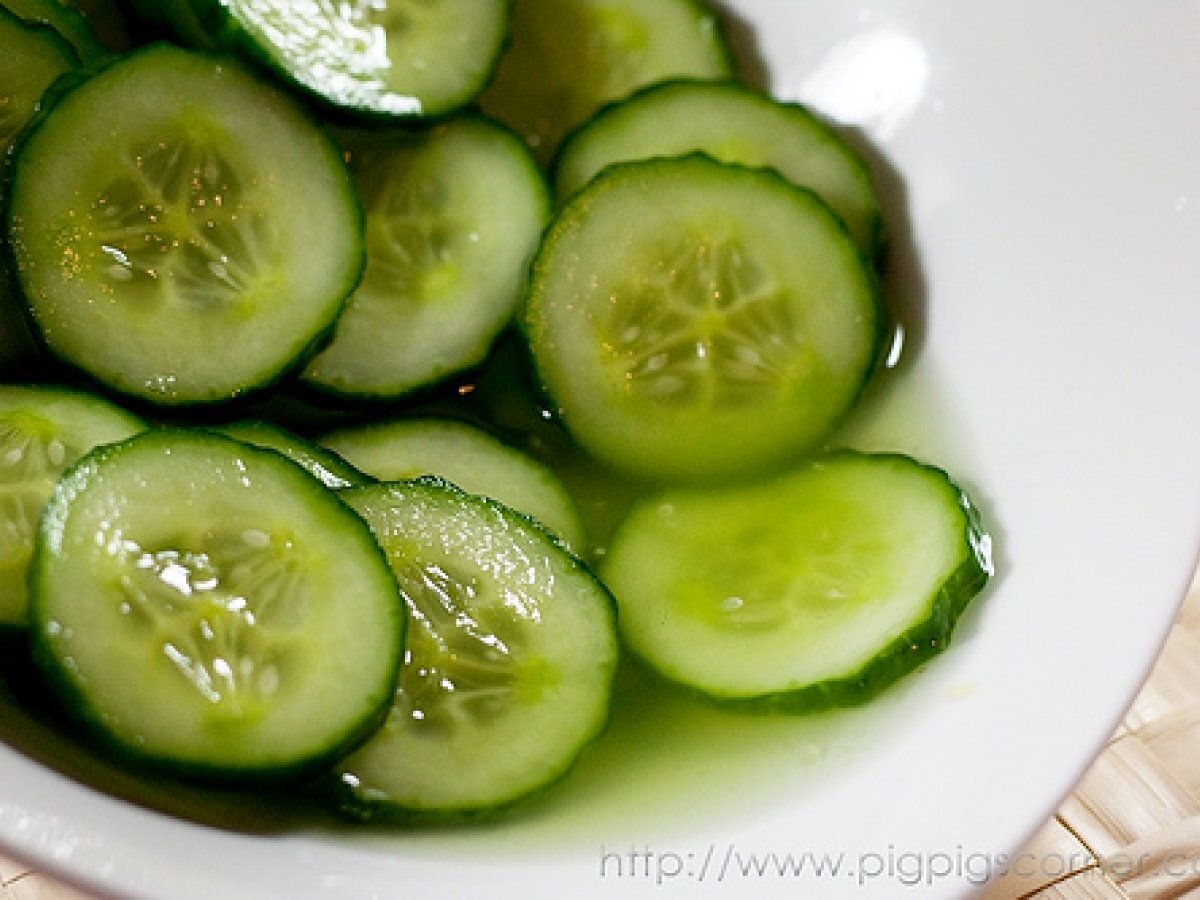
[211,420,374,490]
[178,0,515,123]
[551,77,886,262]
[27,429,405,785]
[2,0,106,62]
[2,45,367,411]
[610,451,992,713]
[330,475,619,823]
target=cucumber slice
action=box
[5,45,364,406]
[0,5,67,376]
[182,0,510,119]
[319,417,586,552]
[0,5,78,156]
[300,116,549,400]
[523,154,883,481]
[211,420,371,490]
[554,79,884,258]
[333,478,617,819]
[29,429,404,781]
[478,0,733,165]
[0,385,144,628]
[602,451,992,709]
[2,0,106,62]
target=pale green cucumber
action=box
[319,417,586,552]
[179,0,511,119]
[29,428,404,781]
[300,116,548,400]
[524,154,883,481]
[5,45,364,406]
[602,451,992,708]
[211,420,371,490]
[0,384,144,629]
[554,78,883,257]
[333,477,616,819]
[479,0,733,165]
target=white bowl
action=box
[4,2,1200,897]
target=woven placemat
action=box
[982,568,1200,900]
[5,573,1200,900]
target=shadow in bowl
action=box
[0,632,344,835]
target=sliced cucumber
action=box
[181,0,510,119]
[333,478,617,819]
[0,5,78,156]
[30,429,404,781]
[0,385,144,629]
[300,116,549,400]
[0,3,83,374]
[554,78,884,258]
[479,0,733,165]
[602,451,992,709]
[5,45,364,407]
[319,417,586,552]
[211,420,371,490]
[2,0,106,62]
[523,154,883,481]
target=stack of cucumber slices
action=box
[0,0,994,821]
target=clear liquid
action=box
[412,330,977,843]
[0,329,978,843]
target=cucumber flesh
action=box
[211,420,371,490]
[319,417,587,552]
[524,154,883,481]
[479,0,733,165]
[300,117,549,400]
[0,5,81,373]
[334,478,617,819]
[183,0,510,119]
[5,45,364,406]
[2,0,106,62]
[554,78,884,258]
[30,429,404,781]
[601,451,992,708]
[0,385,144,628]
